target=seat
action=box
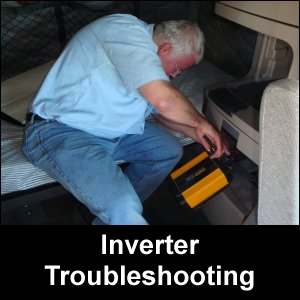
[256,78,299,225]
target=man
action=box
[22,14,229,225]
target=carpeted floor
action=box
[143,179,211,225]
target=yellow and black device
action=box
[170,150,231,209]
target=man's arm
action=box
[153,114,199,141]
[139,80,229,158]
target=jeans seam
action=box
[115,149,156,185]
[134,162,156,186]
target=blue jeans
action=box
[22,118,183,225]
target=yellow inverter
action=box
[170,151,230,209]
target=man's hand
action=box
[194,118,230,159]
[154,114,230,159]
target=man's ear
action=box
[157,43,172,57]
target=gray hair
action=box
[154,20,205,63]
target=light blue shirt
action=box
[30,14,169,138]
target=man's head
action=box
[153,20,205,78]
